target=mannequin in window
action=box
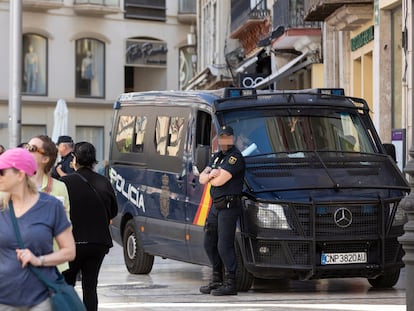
[81,50,94,94]
[24,44,39,93]
[81,51,94,80]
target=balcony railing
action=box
[74,0,119,5]
[231,0,270,33]
[274,0,321,29]
[178,0,196,14]
[73,0,121,15]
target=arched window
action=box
[75,38,105,98]
[22,34,47,95]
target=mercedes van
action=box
[108,88,409,291]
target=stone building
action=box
[0,0,196,163]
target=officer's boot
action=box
[199,272,223,294]
[211,272,237,296]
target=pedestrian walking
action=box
[24,135,71,272]
[198,126,246,296]
[61,141,118,311]
[0,148,75,310]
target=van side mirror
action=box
[383,143,397,163]
[194,145,210,176]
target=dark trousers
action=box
[204,200,241,275]
[63,243,109,311]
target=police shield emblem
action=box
[160,174,170,218]
[228,156,237,165]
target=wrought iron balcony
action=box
[274,0,321,29]
[230,0,270,35]
[304,0,373,21]
[73,0,121,16]
[271,0,322,53]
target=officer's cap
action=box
[218,126,234,136]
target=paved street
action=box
[76,242,407,311]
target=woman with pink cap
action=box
[0,148,75,310]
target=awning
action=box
[254,51,312,89]
[184,65,232,90]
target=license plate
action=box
[321,252,367,265]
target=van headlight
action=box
[392,204,407,227]
[256,202,291,229]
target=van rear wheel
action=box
[235,243,254,292]
[368,268,400,288]
[123,220,154,274]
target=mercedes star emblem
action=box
[333,207,353,228]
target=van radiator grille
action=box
[254,204,381,238]
[313,204,379,237]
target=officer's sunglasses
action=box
[23,143,46,156]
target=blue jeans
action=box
[204,199,241,275]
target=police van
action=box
[108,88,409,291]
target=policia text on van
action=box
[108,88,409,291]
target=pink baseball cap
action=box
[0,148,37,176]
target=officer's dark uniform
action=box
[200,126,245,296]
[51,136,76,179]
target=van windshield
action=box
[224,109,376,157]
[221,108,408,194]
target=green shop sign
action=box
[351,26,374,51]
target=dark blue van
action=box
[108,88,409,291]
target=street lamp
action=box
[399,154,414,311]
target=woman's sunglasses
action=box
[0,168,17,176]
[23,143,46,155]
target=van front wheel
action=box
[235,243,254,291]
[123,220,154,274]
[368,268,400,288]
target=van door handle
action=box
[189,178,197,187]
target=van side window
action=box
[155,115,185,157]
[134,116,147,152]
[196,111,211,146]
[115,115,147,153]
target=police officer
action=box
[51,135,75,179]
[199,125,245,296]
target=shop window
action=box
[75,38,105,98]
[22,34,47,95]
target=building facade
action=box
[0,0,195,164]
[189,0,411,168]
[305,0,410,170]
